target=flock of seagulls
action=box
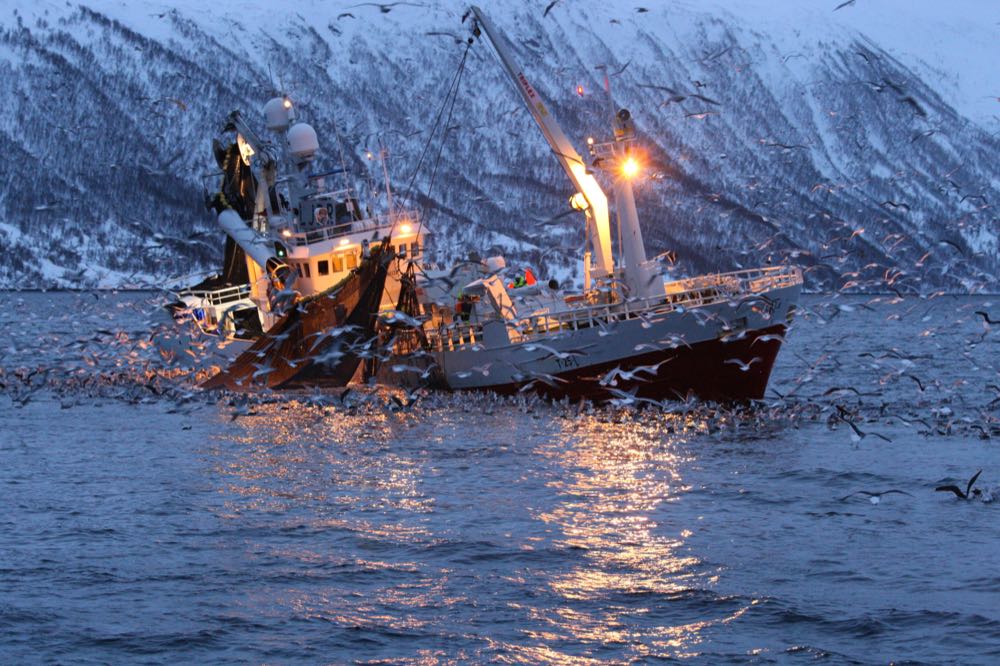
[1,285,996,482]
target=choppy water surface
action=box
[1,291,999,664]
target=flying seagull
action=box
[840,489,913,504]
[936,470,982,500]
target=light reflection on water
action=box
[530,419,746,660]
[209,401,753,662]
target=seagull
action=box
[899,95,928,117]
[229,403,256,421]
[599,358,673,386]
[975,311,999,325]
[535,208,579,227]
[834,0,857,10]
[391,363,438,380]
[349,2,421,14]
[724,357,762,372]
[936,470,982,500]
[836,406,892,443]
[881,200,911,212]
[839,489,913,504]
[542,0,561,17]
[522,342,593,359]
[456,362,495,379]
[388,391,421,411]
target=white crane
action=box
[469,6,662,299]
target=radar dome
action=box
[287,123,319,161]
[263,97,294,132]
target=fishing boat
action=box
[374,7,803,403]
[169,96,425,389]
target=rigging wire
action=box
[419,51,469,230]
[393,40,472,241]
[376,41,472,312]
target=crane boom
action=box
[470,6,613,278]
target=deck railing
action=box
[281,210,419,247]
[425,265,802,352]
[178,283,252,307]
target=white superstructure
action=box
[173,96,425,341]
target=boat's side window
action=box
[346,252,358,270]
[295,263,304,278]
[332,255,344,273]
[303,262,312,278]
[410,242,420,258]
[318,260,330,276]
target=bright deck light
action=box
[281,229,292,238]
[338,238,349,246]
[622,157,640,178]
[400,223,412,234]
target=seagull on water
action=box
[936,470,982,500]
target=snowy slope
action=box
[0,0,997,292]
[696,0,999,129]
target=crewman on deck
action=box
[457,293,473,321]
[508,267,537,289]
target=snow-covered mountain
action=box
[0,0,997,292]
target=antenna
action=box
[603,71,615,127]
[378,137,395,214]
[328,113,352,197]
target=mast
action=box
[378,140,395,214]
[470,6,613,283]
[606,109,659,299]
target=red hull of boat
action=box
[456,324,788,403]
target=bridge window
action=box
[318,259,329,276]
[332,255,344,272]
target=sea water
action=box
[1,291,998,664]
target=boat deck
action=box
[425,266,803,351]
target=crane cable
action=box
[393,40,472,240]
[378,40,472,315]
